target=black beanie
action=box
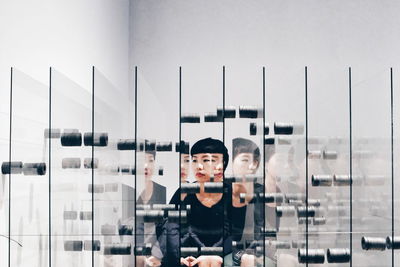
[190,137,229,171]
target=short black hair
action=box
[190,137,229,171]
[232,138,260,165]
[145,139,156,159]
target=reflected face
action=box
[180,154,190,182]
[144,153,155,179]
[232,153,259,177]
[191,153,224,183]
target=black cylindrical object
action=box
[84,158,98,169]
[361,237,386,250]
[292,241,306,249]
[239,106,261,118]
[181,114,200,123]
[158,167,164,176]
[276,206,296,217]
[44,128,61,138]
[1,161,23,174]
[259,193,284,204]
[84,132,108,147]
[333,175,352,186]
[249,122,269,136]
[152,204,177,210]
[22,162,46,175]
[285,193,306,202]
[64,241,83,251]
[313,217,326,225]
[274,122,293,135]
[322,150,337,160]
[63,211,78,220]
[118,224,133,235]
[298,217,312,225]
[386,236,400,249]
[200,247,223,256]
[298,249,325,264]
[180,247,198,257]
[136,210,164,223]
[117,139,136,150]
[84,240,101,251]
[168,210,187,224]
[270,241,291,249]
[62,158,81,169]
[265,137,275,145]
[204,113,223,122]
[135,243,152,256]
[156,142,173,151]
[217,106,236,118]
[104,243,131,255]
[181,183,200,194]
[204,182,223,193]
[327,248,351,263]
[61,132,82,146]
[175,141,190,153]
[80,211,93,220]
[311,175,333,186]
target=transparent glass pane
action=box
[50,69,92,266]
[308,66,350,267]
[93,68,135,267]
[351,68,392,267]
[9,69,49,267]
[266,67,306,266]
[0,69,11,267]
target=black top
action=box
[137,181,166,205]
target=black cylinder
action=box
[22,162,46,176]
[118,224,133,235]
[276,206,296,217]
[274,122,293,135]
[135,243,152,256]
[158,167,164,176]
[84,132,108,147]
[322,150,337,160]
[217,106,236,118]
[1,161,23,174]
[63,211,78,220]
[181,183,200,194]
[62,158,81,169]
[136,210,164,223]
[298,249,325,264]
[204,182,223,193]
[175,141,190,153]
[386,236,400,249]
[80,211,92,220]
[168,210,187,224]
[117,139,136,150]
[200,247,223,256]
[84,158,98,169]
[327,248,351,263]
[181,114,200,123]
[156,142,173,151]
[64,241,83,251]
[361,236,386,250]
[84,240,101,251]
[239,106,261,118]
[311,175,333,186]
[104,243,131,255]
[204,113,223,122]
[181,247,198,257]
[333,175,352,186]
[61,132,82,146]
[313,217,326,225]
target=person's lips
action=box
[196,172,205,178]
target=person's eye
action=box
[192,159,197,163]
[204,159,210,162]
[184,159,190,163]
[242,159,249,162]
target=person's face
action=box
[180,154,190,182]
[232,153,259,177]
[144,153,155,180]
[191,153,224,183]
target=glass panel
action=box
[352,68,392,266]
[135,67,179,267]
[93,68,135,267]
[0,69,11,267]
[308,66,350,266]
[266,67,306,266]
[50,69,92,267]
[9,69,49,267]
[224,65,265,267]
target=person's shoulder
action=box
[153,181,166,191]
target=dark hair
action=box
[145,139,156,159]
[190,137,229,171]
[232,138,260,166]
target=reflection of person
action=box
[137,141,166,205]
[160,138,235,267]
[169,143,191,204]
[136,141,166,267]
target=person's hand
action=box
[191,255,223,267]
[180,256,197,266]
[145,256,161,267]
[240,254,256,267]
